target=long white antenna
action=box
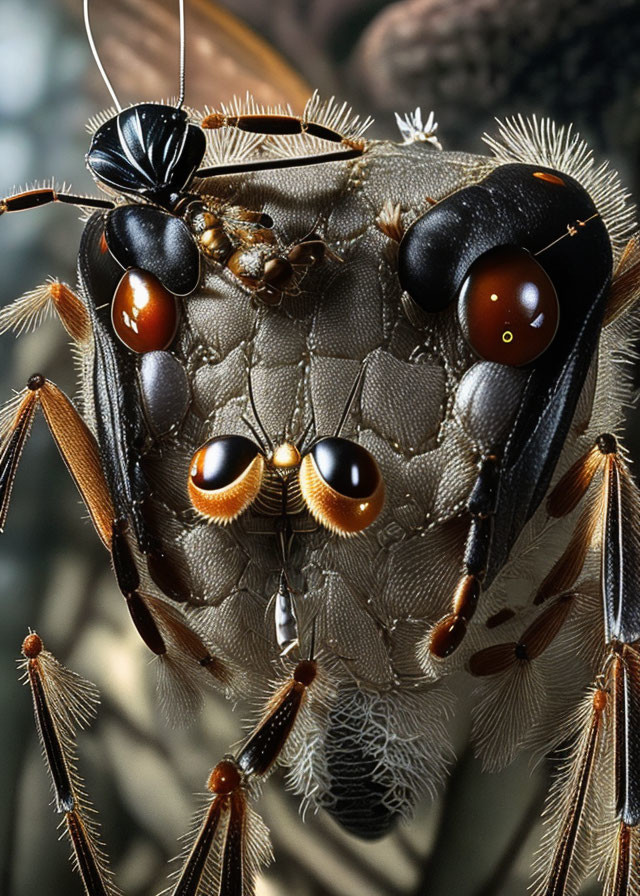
[84,0,122,112]
[177,0,186,108]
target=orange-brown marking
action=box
[535,486,605,604]
[38,380,115,547]
[533,171,566,186]
[299,453,385,535]
[272,442,301,470]
[112,269,178,354]
[208,760,242,795]
[430,614,467,658]
[188,450,264,524]
[486,608,516,629]
[22,632,43,659]
[547,445,606,518]
[49,282,91,343]
[469,643,517,677]
[452,575,480,619]
[610,824,632,896]
[519,593,575,661]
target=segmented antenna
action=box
[83,0,122,112]
[177,0,186,109]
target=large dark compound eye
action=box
[458,245,559,366]
[397,163,606,322]
[188,436,264,523]
[299,437,385,534]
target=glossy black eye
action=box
[457,245,560,366]
[188,435,264,523]
[299,437,385,534]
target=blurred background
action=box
[0,1,638,894]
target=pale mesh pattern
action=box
[312,683,455,819]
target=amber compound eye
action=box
[112,268,178,353]
[188,435,264,523]
[458,245,559,366]
[299,437,385,535]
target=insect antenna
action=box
[247,368,274,453]
[334,359,368,438]
[176,0,186,109]
[84,0,122,112]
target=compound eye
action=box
[299,437,385,535]
[112,268,178,353]
[458,245,559,366]
[188,435,264,523]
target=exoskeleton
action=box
[2,3,640,895]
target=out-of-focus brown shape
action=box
[351,0,640,156]
[64,0,311,112]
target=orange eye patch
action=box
[188,435,264,523]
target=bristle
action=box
[263,92,372,160]
[0,282,56,337]
[0,388,31,444]
[531,687,611,896]
[0,388,39,530]
[601,824,640,896]
[604,234,640,327]
[86,106,119,134]
[19,640,120,896]
[200,103,267,169]
[303,92,373,143]
[484,116,635,256]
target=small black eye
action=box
[299,437,385,534]
[457,245,560,366]
[188,435,264,523]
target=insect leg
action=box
[110,521,228,684]
[0,377,226,684]
[195,146,363,179]
[19,632,118,896]
[529,436,640,894]
[0,375,114,545]
[201,110,361,146]
[428,454,499,657]
[0,188,113,214]
[0,280,91,342]
[171,660,318,896]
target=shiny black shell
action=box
[309,437,380,498]
[86,104,206,208]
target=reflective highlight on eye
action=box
[112,267,178,353]
[299,437,385,534]
[457,245,559,366]
[188,435,264,523]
